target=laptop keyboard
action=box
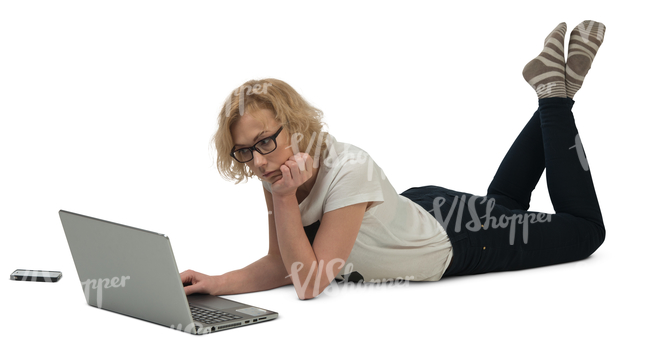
[190,305,242,325]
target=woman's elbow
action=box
[295,283,325,300]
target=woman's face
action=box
[230,109,294,184]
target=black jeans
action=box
[401,97,606,278]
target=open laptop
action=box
[59,210,278,335]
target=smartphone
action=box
[10,269,62,282]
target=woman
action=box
[181,21,606,300]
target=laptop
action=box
[59,210,278,335]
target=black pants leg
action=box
[401,97,606,277]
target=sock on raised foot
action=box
[522,22,567,98]
[566,20,606,99]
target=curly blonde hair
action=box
[212,78,330,184]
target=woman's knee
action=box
[595,222,606,248]
[584,220,606,258]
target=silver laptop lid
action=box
[59,210,194,331]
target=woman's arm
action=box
[272,153,366,300]
[181,253,291,295]
[209,254,292,295]
[274,198,366,300]
[211,185,297,295]
[180,187,293,296]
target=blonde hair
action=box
[212,78,329,184]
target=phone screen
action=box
[11,270,62,282]
[14,270,61,278]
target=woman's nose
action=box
[252,150,266,167]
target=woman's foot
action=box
[566,20,606,99]
[522,22,567,98]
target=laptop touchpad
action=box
[188,294,243,310]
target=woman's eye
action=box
[257,138,274,149]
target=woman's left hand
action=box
[271,152,314,198]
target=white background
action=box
[1,1,648,357]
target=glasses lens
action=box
[255,138,277,154]
[233,149,253,162]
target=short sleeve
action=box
[322,152,385,214]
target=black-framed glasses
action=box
[230,126,284,163]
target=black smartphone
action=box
[10,269,62,282]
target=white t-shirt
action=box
[262,135,453,282]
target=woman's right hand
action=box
[180,269,219,296]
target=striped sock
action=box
[566,20,606,99]
[522,22,567,98]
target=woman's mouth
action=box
[263,170,279,178]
